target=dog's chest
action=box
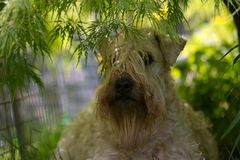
[93,116,202,160]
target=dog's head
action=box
[96,28,186,129]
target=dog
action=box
[54,28,218,160]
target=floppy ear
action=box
[154,32,186,65]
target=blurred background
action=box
[0,0,240,159]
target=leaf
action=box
[221,110,240,139]
[228,133,240,160]
[219,44,239,61]
[233,53,240,65]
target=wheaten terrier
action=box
[54,28,218,160]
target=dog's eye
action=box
[141,52,154,66]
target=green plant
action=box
[174,17,240,159]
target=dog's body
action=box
[55,28,218,160]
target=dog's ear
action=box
[154,31,186,65]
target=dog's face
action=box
[96,28,186,129]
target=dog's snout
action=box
[115,78,133,94]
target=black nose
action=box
[115,78,133,94]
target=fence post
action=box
[12,95,28,159]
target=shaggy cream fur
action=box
[54,28,218,160]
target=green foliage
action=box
[0,133,20,160]
[0,0,235,93]
[26,123,65,160]
[0,54,44,94]
[13,118,66,160]
[0,0,190,94]
[49,0,188,61]
[174,18,240,159]
[220,44,240,64]
[0,114,69,160]
[0,0,50,93]
[221,110,240,159]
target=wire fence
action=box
[0,54,99,159]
